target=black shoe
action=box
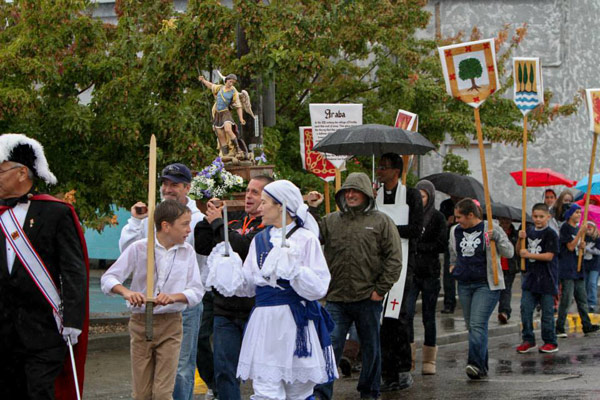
[584,324,600,336]
[465,364,486,380]
[380,380,401,392]
[498,312,508,324]
[441,307,454,314]
[396,372,413,390]
[339,357,352,377]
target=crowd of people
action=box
[2,134,600,399]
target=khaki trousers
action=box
[129,312,183,400]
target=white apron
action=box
[376,185,409,319]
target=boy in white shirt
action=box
[101,200,205,400]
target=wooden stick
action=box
[520,115,528,271]
[578,131,599,272]
[401,155,411,186]
[145,134,157,341]
[474,108,499,285]
[335,168,341,211]
[324,181,331,214]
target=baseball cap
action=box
[160,163,192,184]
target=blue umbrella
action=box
[575,174,600,195]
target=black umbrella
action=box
[482,202,532,223]
[420,172,493,203]
[312,124,435,156]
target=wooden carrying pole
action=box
[335,168,341,211]
[578,131,599,272]
[145,135,157,341]
[474,108,499,285]
[401,155,412,186]
[520,115,528,271]
[324,181,331,214]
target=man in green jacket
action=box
[311,172,403,400]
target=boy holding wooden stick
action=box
[101,200,205,400]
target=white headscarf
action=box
[262,180,320,238]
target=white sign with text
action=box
[309,103,363,169]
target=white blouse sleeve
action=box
[290,233,331,301]
[236,239,258,297]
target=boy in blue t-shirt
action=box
[516,203,559,353]
[555,203,600,338]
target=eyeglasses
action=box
[0,166,21,174]
[376,165,394,171]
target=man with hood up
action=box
[309,172,403,400]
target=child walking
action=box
[555,203,599,338]
[516,203,559,353]
[101,200,205,400]
[583,221,600,312]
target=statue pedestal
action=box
[196,165,274,213]
[226,164,275,182]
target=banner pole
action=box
[474,108,499,285]
[324,181,331,214]
[335,168,341,211]
[520,114,528,271]
[578,131,599,272]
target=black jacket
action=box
[195,211,264,319]
[0,200,87,350]
[415,210,447,278]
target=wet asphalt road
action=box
[85,330,600,399]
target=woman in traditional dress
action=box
[230,180,337,399]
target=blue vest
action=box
[254,226,336,382]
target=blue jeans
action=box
[521,290,556,345]
[213,315,246,400]
[173,303,203,400]
[407,276,440,346]
[314,299,383,400]
[457,281,500,374]
[585,270,599,309]
[196,292,216,394]
[557,279,593,333]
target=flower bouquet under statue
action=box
[189,157,246,212]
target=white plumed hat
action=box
[0,133,57,185]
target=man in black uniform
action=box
[194,175,273,400]
[0,134,88,399]
[376,153,423,392]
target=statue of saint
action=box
[199,73,255,162]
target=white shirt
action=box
[101,238,205,314]
[118,197,209,286]
[5,201,30,274]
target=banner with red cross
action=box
[438,38,500,109]
[299,126,336,182]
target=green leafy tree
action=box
[458,58,483,91]
[443,152,471,176]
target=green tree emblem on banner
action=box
[458,58,483,91]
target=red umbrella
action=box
[510,168,576,187]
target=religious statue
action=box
[199,73,256,164]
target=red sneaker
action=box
[516,342,537,353]
[539,343,559,353]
